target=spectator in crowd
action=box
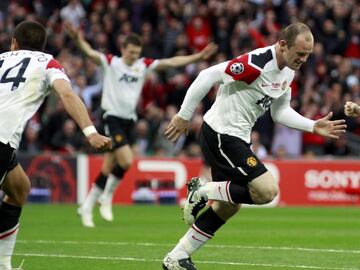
[271,123,302,158]
[19,122,42,155]
[60,0,85,28]
[250,131,268,159]
[51,119,84,153]
[133,119,150,156]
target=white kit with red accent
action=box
[99,54,159,121]
[0,50,69,148]
[204,45,295,143]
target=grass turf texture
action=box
[13,205,360,270]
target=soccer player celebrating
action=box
[0,21,111,270]
[65,22,218,228]
[163,23,347,270]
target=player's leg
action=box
[183,122,269,226]
[0,165,30,270]
[98,116,135,221]
[79,116,134,226]
[78,152,116,227]
[163,201,240,270]
[163,122,276,269]
[247,171,278,204]
[98,144,133,221]
[195,170,277,205]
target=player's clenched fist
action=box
[87,134,112,150]
[344,101,360,117]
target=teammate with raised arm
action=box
[162,23,347,270]
[0,21,111,270]
[65,22,218,228]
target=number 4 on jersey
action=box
[0,57,30,91]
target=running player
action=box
[65,22,218,227]
[0,21,111,270]
[162,23,347,270]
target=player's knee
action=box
[249,172,278,204]
[119,158,133,170]
[257,184,278,204]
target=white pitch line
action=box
[13,252,360,270]
[17,240,360,254]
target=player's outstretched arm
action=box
[155,43,218,71]
[53,79,112,150]
[313,112,347,139]
[64,21,102,65]
[344,101,360,117]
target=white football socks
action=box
[81,184,102,212]
[0,224,19,270]
[99,174,119,204]
[168,225,212,260]
[198,181,234,204]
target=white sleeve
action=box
[99,53,108,68]
[178,62,229,120]
[270,88,315,132]
[46,59,70,86]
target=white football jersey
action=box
[100,54,159,120]
[204,45,295,143]
[0,50,69,148]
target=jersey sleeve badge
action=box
[225,54,261,84]
[229,62,244,75]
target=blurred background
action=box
[0,0,359,206]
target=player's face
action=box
[282,33,313,70]
[121,44,142,65]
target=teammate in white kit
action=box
[162,23,347,270]
[65,22,217,228]
[0,21,112,270]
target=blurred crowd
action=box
[0,0,359,159]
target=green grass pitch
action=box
[13,204,360,270]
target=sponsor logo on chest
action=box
[261,80,287,91]
[119,73,139,83]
